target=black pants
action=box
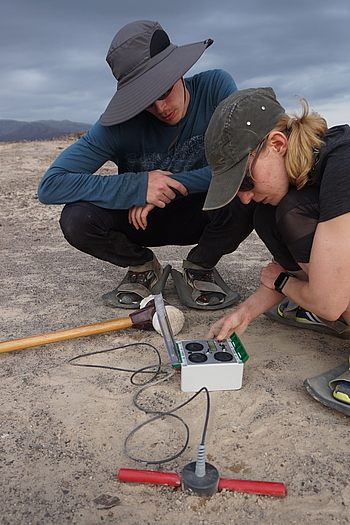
[60,193,256,268]
[254,187,320,272]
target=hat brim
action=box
[203,155,248,211]
[100,40,210,126]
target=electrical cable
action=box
[126,385,210,464]
[68,342,211,465]
[68,342,162,385]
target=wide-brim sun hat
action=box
[100,20,213,126]
[203,87,286,210]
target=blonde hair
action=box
[274,99,328,189]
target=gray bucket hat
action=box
[203,87,285,210]
[100,20,213,126]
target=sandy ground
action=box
[0,138,349,525]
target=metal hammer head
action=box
[129,302,156,330]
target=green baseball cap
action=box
[203,87,285,210]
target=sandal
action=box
[304,357,350,416]
[183,265,225,306]
[265,298,350,339]
[330,365,350,405]
[102,257,171,309]
[171,260,240,311]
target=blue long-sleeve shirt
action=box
[38,69,236,210]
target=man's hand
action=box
[260,260,285,290]
[147,169,188,208]
[128,203,155,230]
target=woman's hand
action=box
[207,306,251,340]
[260,260,285,290]
[207,283,286,341]
[128,204,155,230]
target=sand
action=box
[0,138,349,525]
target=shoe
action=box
[102,257,171,309]
[265,298,350,339]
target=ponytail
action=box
[274,100,328,189]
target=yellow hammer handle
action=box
[0,316,133,354]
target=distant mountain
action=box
[0,119,92,142]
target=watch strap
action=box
[274,272,291,293]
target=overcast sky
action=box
[1,0,349,126]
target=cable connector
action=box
[195,443,206,477]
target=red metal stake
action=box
[118,468,181,487]
[117,468,286,497]
[218,477,286,497]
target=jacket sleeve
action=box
[37,121,148,209]
[171,166,212,192]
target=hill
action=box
[0,118,91,141]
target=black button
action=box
[214,352,233,362]
[185,342,204,352]
[188,353,207,363]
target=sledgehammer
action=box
[0,304,156,354]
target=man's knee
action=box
[208,197,255,230]
[254,204,277,243]
[60,203,97,249]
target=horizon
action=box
[0,117,92,124]
[1,0,350,127]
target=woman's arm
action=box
[261,213,350,320]
[207,284,283,340]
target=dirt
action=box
[0,138,349,525]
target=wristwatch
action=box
[274,272,291,293]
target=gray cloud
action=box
[1,0,349,126]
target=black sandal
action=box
[102,258,171,309]
[171,261,240,311]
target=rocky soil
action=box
[0,138,349,525]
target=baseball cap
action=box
[203,87,285,210]
[100,20,213,126]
